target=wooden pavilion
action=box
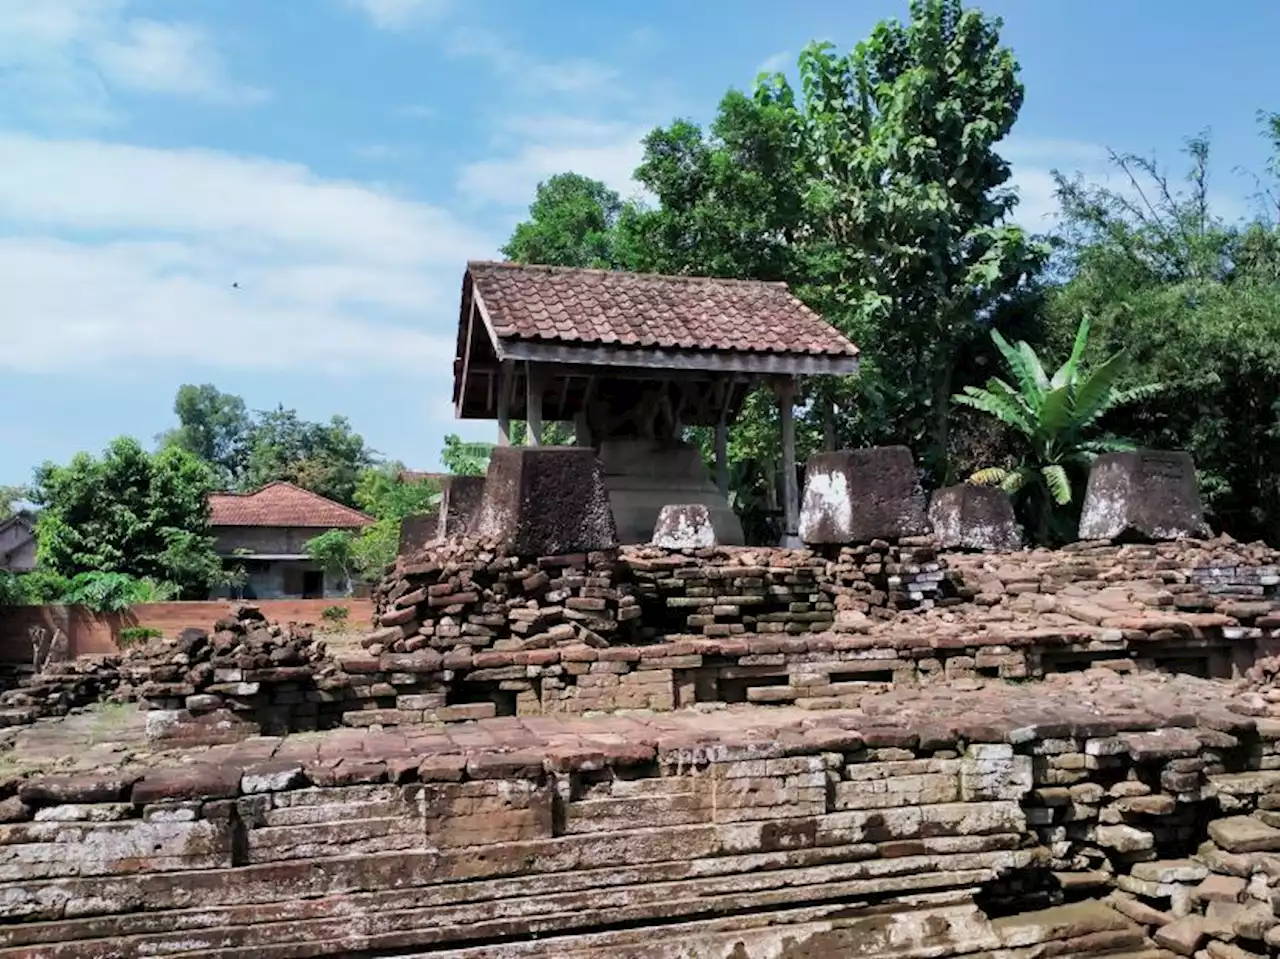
[451,262,860,543]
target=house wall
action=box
[213,526,342,556]
[0,522,36,573]
[0,598,374,662]
[212,562,351,601]
[213,525,362,600]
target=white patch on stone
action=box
[33,804,132,823]
[652,504,717,549]
[241,765,305,795]
[798,470,852,542]
[145,710,184,741]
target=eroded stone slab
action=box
[651,504,717,550]
[1207,816,1280,854]
[1078,450,1208,542]
[929,484,1022,552]
[799,447,930,545]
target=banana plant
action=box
[953,316,1163,544]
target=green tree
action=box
[159,384,252,486]
[242,408,375,506]
[441,435,493,476]
[0,485,28,521]
[305,529,357,595]
[957,317,1163,544]
[615,0,1046,481]
[502,173,624,268]
[1046,119,1280,541]
[797,1,1046,475]
[31,437,222,596]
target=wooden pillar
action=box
[496,361,513,446]
[822,390,837,452]
[525,363,543,447]
[575,376,597,448]
[777,376,799,539]
[574,411,592,447]
[715,420,729,497]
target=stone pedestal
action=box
[1078,450,1208,542]
[799,446,930,545]
[597,439,744,546]
[472,446,618,556]
[929,485,1022,552]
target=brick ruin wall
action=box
[5,678,1280,957]
[119,537,1280,740]
[6,535,1280,955]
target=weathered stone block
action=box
[799,447,930,545]
[928,484,1022,552]
[397,511,440,555]
[441,474,486,536]
[471,446,618,555]
[652,504,718,549]
[1078,450,1208,542]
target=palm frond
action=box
[1071,349,1132,424]
[1075,437,1138,456]
[1039,385,1074,433]
[989,329,1045,404]
[1050,314,1092,390]
[1102,381,1167,411]
[1042,464,1072,505]
[1018,341,1050,392]
[1000,469,1029,494]
[955,382,1036,435]
[969,467,1010,487]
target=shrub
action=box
[321,605,350,629]
[118,626,163,648]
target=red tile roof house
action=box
[207,482,372,600]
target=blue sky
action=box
[1,0,1277,488]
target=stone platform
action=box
[2,671,1280,957]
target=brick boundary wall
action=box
[0,600,374,662]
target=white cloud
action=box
[446,27,619,97]
[345,0,451,31]
[1001,137,1111,229]
[757,50,791,75]
[94,19,264,102]
[0,0,262,125]
[457,117,650,207]
[0,135,498,374]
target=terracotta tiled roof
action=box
[208,482,373,529]
[467,261,859,357]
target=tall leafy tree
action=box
[792,1,1047,475]
[160,384,252,486]
[502,173,625,268]
[1046,121,1280,541]
[242,408,375,506]
[619,81,806,281]
[615,0,1046,481]
[31,437,222,596]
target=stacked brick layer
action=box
[3,669,1275,958]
